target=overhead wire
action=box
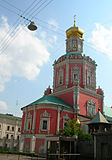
[0,0,41,53]
[23,0,55,28]
[0,3,19,15]
[0,0,54,54]
[0,0,98,56]
[0,0,23,13]
[2,0,55,54]
[0,0,42,53]
[31,0,54,19]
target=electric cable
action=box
[0,0,23,13]
[0,0,54,54]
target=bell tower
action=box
[66,16,84,54]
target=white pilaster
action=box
[30,136,36,153]
[76,87,80,111]
[56,107,61,134]
[19,136,24,152]
[73,89,76,109]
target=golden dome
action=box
[76,118,80,124]
[66,16,84,39]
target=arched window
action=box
[87,69,93,87]
[87,100,96,116]
[57,69,64,85]
[71,66,81,84]
[6,134,9,139]
[39,110,51,133]
[27,112,32,131]
[63,114,70,129]
[17,135,19,140]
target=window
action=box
[6,134,9,139]
[87,100,96,116]
[71,66,81,84]
[27,118,31,130]
[87,76,91,85]
[7,126,10,131]
[11,135,13,139]
[87,69,93,87]
[57,69,64,85]
[42,120,47,130]
[12,127,14,131]
[40,118,49,131]
[27,112,32,131]
[17,135,19,140]
[63,114,70,129]
[72,39,77,51]
[39,110,50,132]
[64,122,67,127]
[18,128,21,132]
[73,73,78,80]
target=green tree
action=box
[60,118,92,141]
[60,118,81,137]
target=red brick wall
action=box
[60,111,74,129]
[69,63,83,87]
[35,138,45,154]
[79,91,103,115]
[35,107,57,134]
[24,138,31,152]
[56,91,73,107]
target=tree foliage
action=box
[60,118,81,137]
[60,118,92,141]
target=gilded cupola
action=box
[66,16,84,39]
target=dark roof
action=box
[88,110,109,124]
[25,95,72,109]
[78,114,93,119]
[0,113,22,121]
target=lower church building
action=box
[20,18,104,155]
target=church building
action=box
[20,18,104,154]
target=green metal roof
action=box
[104,115,112,123]
[88,110,109,124]
[0,113,22,121]
[58,52,82,59]
[104,106,112,117]
[26,95,72,109]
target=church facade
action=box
[20,18,104,154]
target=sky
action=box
[0,0,112,117]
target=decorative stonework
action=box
[39,118,50,133]
[39,110,51,134]
[27,113,32,131]
[66,37,83,54]
[27,112,32,118]
[57,68,64,86]
[73,86,80,111]
[40,110,51,118]
[71,66,81,84]
[86,69,94,89]
[63,114,70,128]
[87,100,96,116]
